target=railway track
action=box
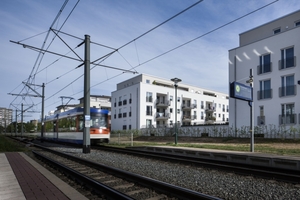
[32,144,221,200]
[94,145,300,184]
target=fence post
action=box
[131,132,133,146]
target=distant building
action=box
[111,74,229,131]
[48,95,112,116]
[0,107,13,127]
[229,10,300,130]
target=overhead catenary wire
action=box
[13,0,279,118]
[44,0,279,110]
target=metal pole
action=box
[41,83,45,142]
[83,35,91,154]
[249,68,254,152]
[21,103,23,137]
[175,84,178,145]
[15,110,17,136]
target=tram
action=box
[42,107,110,144]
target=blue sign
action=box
[230,82,253,102]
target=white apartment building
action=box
[111,74,229,131]
[229,10,300,130]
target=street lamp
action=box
[171,77,181,145]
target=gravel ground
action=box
[46,145,300,200]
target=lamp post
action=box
[171,77,181,145]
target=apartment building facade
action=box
[111,74,229,131]
[0,107,13,127]
[229,10,300,130]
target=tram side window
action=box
[45,121,54,132]
[58,117,77,132]
[78,115,84,131]
[69,117,76,131]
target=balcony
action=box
[182,104,192,110]
[257,63,272,75]
[279,56,296,70]
[155,112,169,119]
[279,85,296,97]
[257,89,272,100]
[205,116,216,124]
[182,115,192,121]
[205,106,215,113]
[156,100,170,107]
[279,114,297,125]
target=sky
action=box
[0,0,299,122]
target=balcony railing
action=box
[257,63,272,75]
[205,107,215,112]
[182,104,192,110]
[182,115,191,121]
[279,114,297,125]
[156,100,170,107]
[146,111,152,116]
[155,112,169,119]
[279,85,296,97]
[279,56,296,70]
[257,89,272,100]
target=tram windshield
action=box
[91,114,107,128]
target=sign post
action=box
[230,69,254,152]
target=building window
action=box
[201,101,204,109]
[222,104,225,112]
[258,79,272,100]
[118,96,122,106]
[146,119,152,128]
[146,92,153,102]
[280,75,295,97]
[170,95,173,101]
[258,106,265,125]
[129,125,131,130]
[146,79,150,84]
[258,54,271,74]
[177,109,180,114]
[177,97,180,102]
[273,28,281,34]
[146,106,152,116]
[280,47,295,69]
[201,112,204,120]
[295,20,300,27]
[170,108,173,113]
[280,103,295,124]
[123,125,127,130]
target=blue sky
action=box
[1,0,299,121]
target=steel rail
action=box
[32,143,222,200]
[32,150,133,200]
[96,145,300,184]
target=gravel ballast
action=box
[48,146,300,200]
